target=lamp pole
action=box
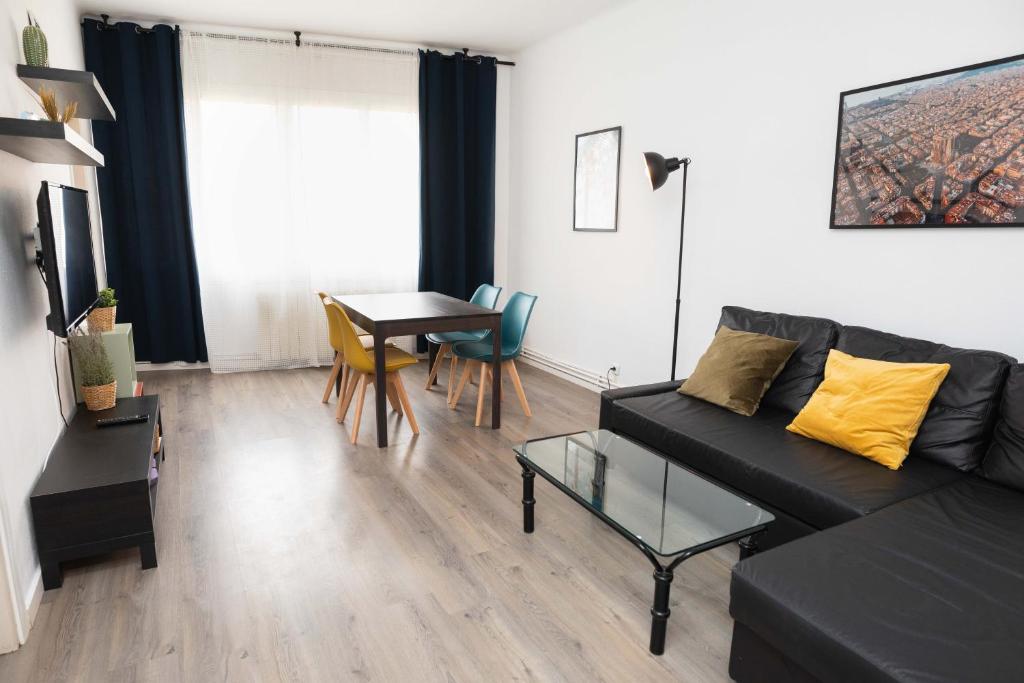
[670,159,690,382]
[643,151,692,382]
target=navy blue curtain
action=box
[418,50,497,317]
[82,20,207,363]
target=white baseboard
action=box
[20,570,41,644]
[136,361,210,372]
[518,348,619,393]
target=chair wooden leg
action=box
[475,361,488,427]
[507,358,532,417]
[425,343,450,390]
[350,374,369,444]
[336,368,358,423]
[450,360,475,409]
[392,372,419,435]
[386,377,403,415]
[447,355,458,405]
[322,353,343,403]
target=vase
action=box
[82,381,117,411]
[88,306,116,333]
[22,18,49,67]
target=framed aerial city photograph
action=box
[830,53,1024,228]
[573,126,621,232]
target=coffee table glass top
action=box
[514,430,773,557]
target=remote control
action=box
[96,414,149,428]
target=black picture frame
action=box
[573,126,622,232]
[829,52,1024,229]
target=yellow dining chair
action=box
[317,291,375,404]
[327,300,420,443]
[317,292,396,405]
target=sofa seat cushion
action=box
[720,306,840,414]
[836,325,1015,471]
[608,390,963,528]
[730,477,1024,683]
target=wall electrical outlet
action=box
[608,364,620,377]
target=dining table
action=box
[332,291,502,447]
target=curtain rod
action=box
[92,15,514,66]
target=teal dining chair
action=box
[449,291,537,426]
[424,284,502,402]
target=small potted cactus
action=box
[69,333,117,411]
[87,287,117,333]
[22,12,49,67]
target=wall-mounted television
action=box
[35,182,98,336]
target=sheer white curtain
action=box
[181,32,419,372]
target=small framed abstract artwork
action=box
[830,53,1024,228]
[573,126,621,232]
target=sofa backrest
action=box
[835,326,1015,472]
[719,306,840,414]
[980,364,1024,492]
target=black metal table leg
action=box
[738,532,762,560]
[649,569,674,655]
[521,463,536,533]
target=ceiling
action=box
[78,0,632,53]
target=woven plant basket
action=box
[88,306,116,333]
[82,381,117,411]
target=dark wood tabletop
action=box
[333,292,497,330]
[332,291,502,447]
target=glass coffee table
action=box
[514,430,774,655]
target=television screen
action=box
[36,182,98,336]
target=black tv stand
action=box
[30,395,164,590]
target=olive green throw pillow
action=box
[678,326,799,416]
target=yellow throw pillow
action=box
[786,350,950,470]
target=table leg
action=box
[491,316,502,429]
[140,540,158,570]
[520,462,535,533]
[158,411,166,462]
[427,341,439,386]
[649,569,674,655]
[738,532,763,560]
[41,559,63,590]
[334,350,343,397]
[374,329,388,448]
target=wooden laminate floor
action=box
[0,363,737,682]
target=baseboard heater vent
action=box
[519,348,619,392]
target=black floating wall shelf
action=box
[16,64,116,121]
[0,118,104,166]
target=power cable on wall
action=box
[53,334,68,428]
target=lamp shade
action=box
[643,152,682,191]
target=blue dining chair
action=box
[449,291,537,426]
[424,284,502,402]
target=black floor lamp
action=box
[643,152,691,382]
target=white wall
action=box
[508,0,1024,389]
[0,0,101,649]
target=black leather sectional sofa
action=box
[599,306,1024,683]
